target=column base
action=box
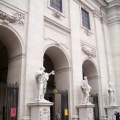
[105,105,120,120]
[28,100,53,120]
[76,103,95,120]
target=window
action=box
[81,8,90,30]
[50,0,62,12]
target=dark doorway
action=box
[0,82,19,120]
[44,54,69,120]
[90,94,99,120]
[45,90,68,120]
[0,41,8,120]
[0,41,19,120]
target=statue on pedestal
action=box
[35,67,55,101]
[81,76,91,104]
[108,81,115,106]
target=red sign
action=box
[10,108,16,117]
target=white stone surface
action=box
[76,103,95,120]
[28,101,53,120]
[105,106,120,120]
[0,0,120,120]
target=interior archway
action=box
[82,59,99,119]
[0,26,23,120]
[44,46,69,120]
[0,41,8,83]
[0,26,23,83]
[82,60,98,98]
[44,46,69,90]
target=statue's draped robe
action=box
[81,80,91,103]
[108,87,114,105]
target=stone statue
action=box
[108,82,115,106]
[81,76,91,104]
[35,67,55,101]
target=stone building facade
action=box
[0,0,120,120]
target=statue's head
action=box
[108,81,112,87]
[84,76,87,80]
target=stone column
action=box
[76,104,95,120]
[105,106,120,120]
[28,100,53,120]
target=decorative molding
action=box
[44,16,71,33]
[88,76,99,80]
[56,67,71,74]
[107,6,120,26]
[9,54,25,63]
[97,0,107,6]
[100,16,108,25]
[108,17,120,26]
[84,28,91,36]
[40,109,50,120]
[73,0,79,4]
[107,0,120,8]
[52,10,61,19]
[45,38,69,49]
[81,42,96,58]
[0,82,19,88]
[81,0,95,10]
[0,10,25,26]
[92,10,108,26]
[87,108,94,120]
[47,0,65,19]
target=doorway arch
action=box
[0,25,23,120]
[44,46,70,120]
[82,59,99,120]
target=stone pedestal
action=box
[76,103,95,120]
[28,100,53,120]
[105,105,120,120]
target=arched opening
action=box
[44,46,69,120]
[0,41,9,120]
[82,59,99,120]
[0,26,23,120]
[0,41,9,83]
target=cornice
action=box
[9,54,25,63]
[44,16,71,33]
[108,17,120,26]
[97,0,108,6]
[73,0,95,10]
[92,10,108,25]
[76,0,107,7]
[106,0,120,8]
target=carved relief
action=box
[87,108,93,120]
[84,28,91,36]
[52,10,61,19]
[81,43,96,58]
[0,10,25,26]
[40,109,50,120]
